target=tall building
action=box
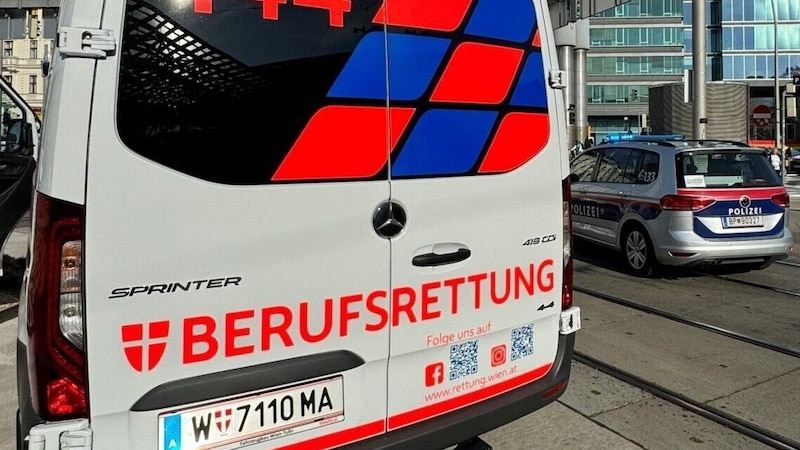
[712,0,800,145]
[586,0,799,145]
[0,7,57,115]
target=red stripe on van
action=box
[387,363,553,430]
[479,112,549,173]
[373,0,472,32]
[532,30,541,47]
[676,187,786,200]
[430,43,524,105]
[273,106,414,181]
[274,419,385,450]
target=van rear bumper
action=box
[342,333,576,450]
[18,334,576,450]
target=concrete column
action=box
[558,45,575,144]
[574,19,590,144]
[555,23,577,146]
[691,0,707,139]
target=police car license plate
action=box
[722,216,763,228]
[158,377,344,450]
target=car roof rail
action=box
[681,139,751,148]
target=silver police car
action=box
[570,135,793,276]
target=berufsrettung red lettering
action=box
[181,261,555,364]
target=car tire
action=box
[621,226,656,277]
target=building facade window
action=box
[722,54,800,79]
[588,56,685,75]
[3,41,12,57]
[590,27,685,47]
[29,75,37,94]
[30,40,38,59]
[3,76,11,85]
[722,0,800,22]
[588,85,650,104]
[598,0,683,18]
[722,25,800,51]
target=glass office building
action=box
[587,0,800,144]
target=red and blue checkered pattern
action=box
[273,0,550,181]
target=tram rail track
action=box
[574,284,800,449]
[573,285,800,359]
[776,260,800,269]
[574,352,800,450]
[690,270,800,298]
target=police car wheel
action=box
[622,227,655,277]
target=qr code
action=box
[511,324,535,361]
[449,340,479,380]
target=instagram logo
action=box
[491,345,507,367]
[425,362,445,387]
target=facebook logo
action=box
[425,362,445,387]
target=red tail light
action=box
[562,177,573,309]
[26,193,88,420]
[660,195,716,211]
[771,192,790,208]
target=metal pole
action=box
[771,0,783,176]
[554,22,577,152]
[558,44,575,145]
[692,0,707,139]
[574,19,590,144]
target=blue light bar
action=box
[605,133,684,142]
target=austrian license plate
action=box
[722,215,763,228]
[159,377,344,450]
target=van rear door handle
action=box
[412,243,471,267]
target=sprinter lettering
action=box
[181,261,555,364]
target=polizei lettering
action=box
[572,203,604,218]
[179,260,555,364]
[728,206,762,216]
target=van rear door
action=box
[85,1,394,448]
[380,0,566,429]
[0,78,38,266]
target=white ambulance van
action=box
[16,0,581,449]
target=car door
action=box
[570,149,602,241]
[626,149,662,228]
[84,1,394,448]
[0,78,38,266]
[586,147,635,245]
[382,0,567,429]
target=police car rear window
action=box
[675,150,781,188]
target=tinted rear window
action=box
[675,150,781,188]
[117,0,383,185]
[116,0,549,185]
